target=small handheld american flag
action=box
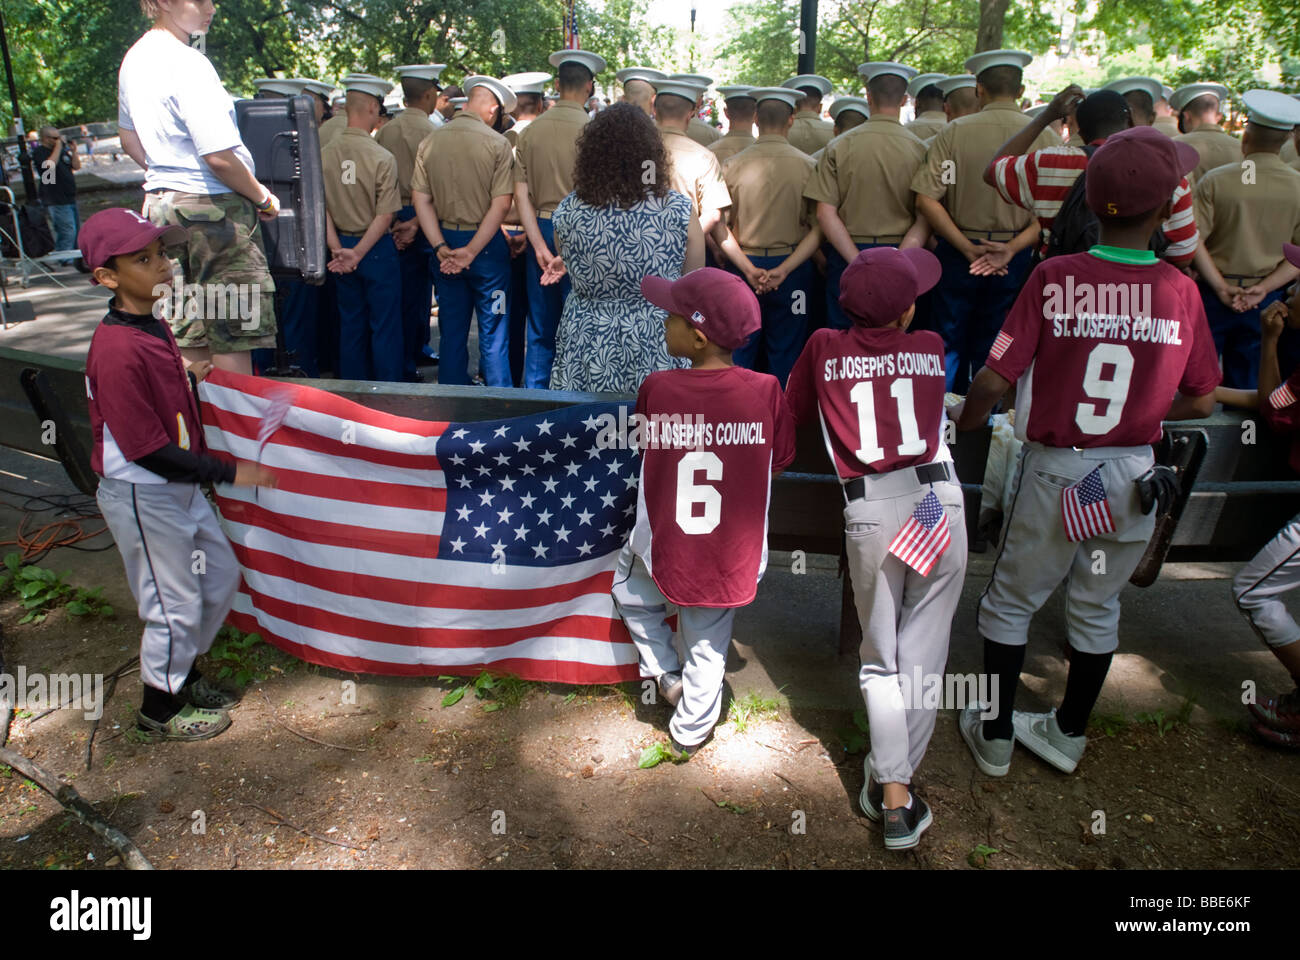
[888,489,951,576]
[1061,466,1115,542]
[257,386,295,463]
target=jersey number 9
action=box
[1075,342,1134,435]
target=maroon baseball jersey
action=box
[86,306,208,483]
[786,326,950,479]
[1264,365,1300,474]
[628,366,795,607]
[987,251,1221,447]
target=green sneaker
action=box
[182,675,240,710]
[135,704,232,742]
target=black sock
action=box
[1057,649,1115,737]
[182,665,202,688]
[983,637,1024,741]
[140,685,183,723]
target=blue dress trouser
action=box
[523,218,571,388]
[1199,281,1284,390]
[433,228,512,387]
[280,278,320,377]
[507,233,529,387]
[932,238,1033,393]
[732,255,814,387]
[825,243,883,330]
[334,233,403,382]
[396,205,433,381]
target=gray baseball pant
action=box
[96,478,242,694]
[845,470,967,786]
[611,542,737,747]
[977,442,1155,655]
[1233,514,1300,648]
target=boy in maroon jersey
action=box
[954,126,1219,776]
[786,246,966,850]
[79,209,277,742]
[612,268,795,756]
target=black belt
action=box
[845,461,953,501]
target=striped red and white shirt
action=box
[991,143,1198,265]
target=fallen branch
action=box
[242,802,368,851]
[0,746,152,870]
[86,667,129,771]
[259,690,365,752]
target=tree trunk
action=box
[976,0,1012,51]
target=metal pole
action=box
[0,11,37,200]
[797,0,817,74]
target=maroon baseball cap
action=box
[640,267,760,350]
[1285,243,1300,269]
[838,246,942,327]
[78,208,186,284]
[1085,125,1199,218]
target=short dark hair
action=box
[756,99,793,129]
[866,74,907,108]
[725,97,756,122]
[557,62,593,93]
[1122,89,1155,125]
[572,102,669,208]
[835,110,867,135]
[1076,90,1130,143]
[653,93,694,122]
[978,65,1022,98]
[1183,93,1220,117]
[515,92,543,115]
[1248,122,1292,151]
[915,83,944,110]
[401,77,435,102]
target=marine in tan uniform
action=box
[1153,84,1180,137]
[512,49,605,388]
[709,86,757,162]
[910,49,1060,390]
[718,87,822,384]
[1023,103,1064,141]
[376,64,444,380]
[617,66,664,118]
[810,96,870,162]
[667,73,722,145]
[806,63,928,330]
[782,74,834,155]
[938,74,979,126]
[1191,89,1300,388]
[319,73,383,148]
[650,78,732,238]
[1171,82,1243,181]
[1103,76,1162,129]
[411,75,519,388]
[320,76,403,382]
[906,73,948,139]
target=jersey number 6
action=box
[1075,342,1134,435]
[676,450,723,535]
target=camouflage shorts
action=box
[142,190,277,352]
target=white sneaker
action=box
[958,704,1013,776]
[1012,709,1086,774]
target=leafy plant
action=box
[1136,700,1194,738]
[968,843,1000,869]
[1090,712,1129,738]
[438,671,537,712]
[727,689,782,734]
[1,553,114,624]
[638,741,690,768]
[838,709,871,754]
[205,626,287,686]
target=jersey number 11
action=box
[850,379,927,465]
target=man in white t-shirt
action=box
[118,0,280,376]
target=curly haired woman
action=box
[544,103,704,393]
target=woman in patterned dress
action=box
[543,103,704,393]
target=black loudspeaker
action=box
[234,95,327,284]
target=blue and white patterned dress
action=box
[548,190,692,394]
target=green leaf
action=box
[99,605,114,618]
[22,597,46,610]
[33,567,56,583]
[18,581,43,599]
[441,685,467,707]
[638,743,670,768]
[563,692,577,704]
[481,701,503,712]
[838,728,867,754]
[852,709,870,733]
[974,844,1000,857]
[18,612,35,624]
[3,552,21,571]
[66,601,89,616]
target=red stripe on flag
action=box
[214,493,442,557]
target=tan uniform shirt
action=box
[661,126,732,221]
[721,133,815,250]
[374,107,436,206]
[317,113,348,150]
[1176,124,1243,183]
[805,117,928,240]
[905,111,947,140]
[1194,152,1300,281]
[788,110,834,155]
[321,127,401,235]
[411,112,516,226]
[709,131,756,163]
[513,100,588,213]
[1152,115,1180,138]
[911,100,1061,235]
[687,116,722,146]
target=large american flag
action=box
[888,489,950,576]
[197,370,641,683]
[1061,466,1115,543]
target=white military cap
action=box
[908,73,947,98]
[1161,85,1174,101]
[502,72,552,96]
[295,79,335,99]
[450,97,467,111]
[670,73,713,87]
[253,78,302,96]
[715,85,755,100]
[829,96,871,121]
[1169,83,1230,112]
[651,78,706,102]
[748,87,800,111]
[394,64,447,83]
[463,75,518,113]
[1242,89,1300,129]
[937,75,976,97]
[964,49,1033,77]
[1103,77,1164,103]
[857,62,918,84]
[1024,104,1049,119]
[345,76,394,101]
[549,50,606,74]
[782,74,832,97]
[616,66,666,84]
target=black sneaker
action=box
[657,671,683,707]
[669,736,699,758]
[182,675,240,710]
[882,793,932,850]
[858,753,883,822]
